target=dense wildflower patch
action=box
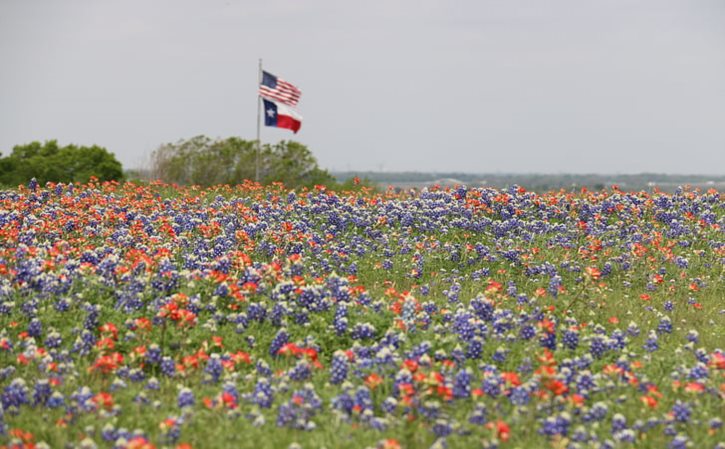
[0,180,723,448]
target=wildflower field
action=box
[0,180,723,449]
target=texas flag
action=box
[263,98,302,133]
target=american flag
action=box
[259,70,301,107]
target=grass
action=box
[0,182,723,449]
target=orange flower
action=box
[160,417,178,430]
[91,352,123,374]
[485,420,510,442]
[231,351,251,365]
[126,436,157,449]
[365,373,383,389]
[569,394,585,407]
[92,392,114,410]
[501,372,522,387]
[134,317,152,331]
[640,395,658,408]
[403,359,419,373]
[381,439,401,449]
[545,379,569,396]
[710,352,725,370]
[436,385,453,401]
[538,348,556,366]
[486,280,503,293]
[218,391,237,409]
[9,429,34,444]
[96,337,116,351]
[585,266,601,280]
[539,318,555,334]
[99,322,119,340]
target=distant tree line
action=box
[334,171,725,193]
[0,137,363,191]
[9,139,714,193]
[150,136,336,189]
[0,141,124,186]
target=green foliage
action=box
[0,140,124,186]
[151,136,336,189]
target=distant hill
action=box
[332,171,725,193]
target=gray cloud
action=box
[1,0,724,174]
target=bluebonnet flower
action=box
[44,330,62,349]
[674,256,688,269]
[586,402,608,422]
[562,329,579,350]
[453,368,472,399]
[626,321,641,337]
[668,435,689,449]
[432,419,452,437]
[686,330,699,343]
[381,397,397,414]
[32,379,52,406]
[276,384,322,430]
[614,429,636,443]
[466,337,483,360]
[2,378,29,411]
[47,391,65,408]
[256,360,272,376]
[589,335,608,359]
[253,378,274,408]
[539,412,571,437]
[469,404,487,425]
[643,331,659,352]
[145,377,160,390]
[539,331,556,350]
[671,401,691,423]
[508,386,530,406]
[204,354,224,383]
[145,344,162,365]
[330,351,348,385]
[657,317,673,334]
[27,318,42,338]
[351,323,376,340]
[269,329,289,357]
[611,413,627,433]
[519,325,536,340]
[481,373,502,397]
[419,400,441,420]
[289,360,312,382]
[492,347,508,363]
[688,362,708,380]
[177,387,194,408]
[160,356,176,377]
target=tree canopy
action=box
[151,136,335,188]
[0,140,124,186]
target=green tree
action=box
[0,140,124,186]
[151,136,335,189]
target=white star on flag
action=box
[266,108,276,118]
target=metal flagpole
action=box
[255,58,262,183]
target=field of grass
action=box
[0,180,723,449]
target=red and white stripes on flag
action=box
[259,70,301,106]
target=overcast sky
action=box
[1,0,724,174]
